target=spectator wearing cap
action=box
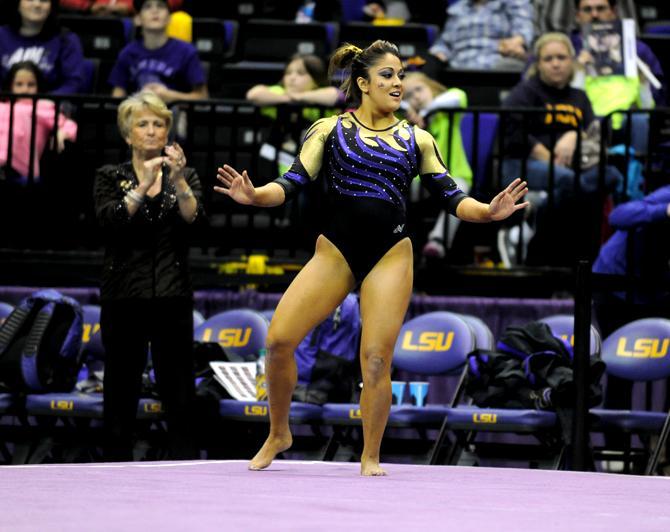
[108,0,206,103]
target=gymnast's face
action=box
[360,53,405,113]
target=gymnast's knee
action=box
[361,350,391,387]
[265,333,297,361]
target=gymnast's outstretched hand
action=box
[214,164,256,205]
[488,178,529,221]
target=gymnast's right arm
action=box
[214,117,334,207]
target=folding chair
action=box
[458,313,494,350]
[20,304,164,463]
[0,302,16,462]
[588,318,670,474]
[430,320,565,467]
[198,309,322,425]
[538,314,602,356]
[321,311,474,461]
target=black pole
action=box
[571,260,592,470]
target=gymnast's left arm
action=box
[416,127,528,223]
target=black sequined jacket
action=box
[93,162,204,301]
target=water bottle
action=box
[255,348,267,401]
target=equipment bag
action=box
[0,289,83,393]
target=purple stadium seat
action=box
[590,318,670,474]
[192,309,205,328]
[194,309,269,362]
[457,313,494,350]
[538,314,602,356]
[460,112,499,194]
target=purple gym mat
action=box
[1,460,669,531]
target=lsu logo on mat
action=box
[244,405,268,416]
[473,413,497,424]
[401,331,454,352]
[82,322,100,343]
[616,337,669,358]
[50,400,74,411]
[200,327,252,347]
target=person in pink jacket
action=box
[0,60,77,183]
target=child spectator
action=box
[0,0,87,94]
[0,60,77,183]
[108,0,206,102]
[402,72,472,258]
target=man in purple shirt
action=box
[109,0,207,103]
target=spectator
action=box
[592,184,670,446]
[401,72,472,258]
[59,0,183,16]
[571,0,665,110]
[246,54,343,112]
[0,0,87,94]
[502,32,621,204]
[426,0,534,73]
[108,0,206,102]
[0,59,78,248]
[500,32,623,265]
[0,60,77,182]
[93,91,203,461]
[533,0,637,35]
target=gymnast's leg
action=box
[249,235,355,470]
[358,237,413,476]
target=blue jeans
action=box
[502,159,622,203]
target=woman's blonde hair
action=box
[403,72,447,98]
[117,91,173,139]
[526,32,577,80]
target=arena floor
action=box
[2,460,670,531]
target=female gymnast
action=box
[214,40,528,476]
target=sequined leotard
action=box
[274,112,468,281]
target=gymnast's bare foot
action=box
[360,456,387,476]
[248,432,293,470]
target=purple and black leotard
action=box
[274,112,468,281]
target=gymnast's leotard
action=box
[274,112,468,281]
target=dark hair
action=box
[285,54,328,87]
[2,60,44,92]
[574,0,616,8]
[7,0,60,39]
[328,40,401,106]
[133,0,170,12]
